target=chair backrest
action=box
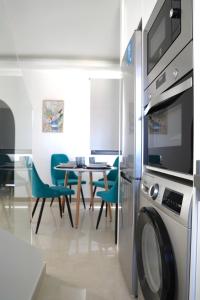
[32,163,46,197]
[101,179,118,203]
[107,156,119,181]
[0,154,13,186]
[111,179,118,202]
[51,154,69,185]
[113,156,119,167]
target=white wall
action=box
[0,0,33,197]
[23,69,90,183]
[22,68,120,198]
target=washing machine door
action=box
[136,207,176,300]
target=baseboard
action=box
[11,197,32,202]
[11,197,101,203]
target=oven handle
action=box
[144,77,193,116]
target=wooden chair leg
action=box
[115,203,118,245]
[35,198,46,234]
[96,201,105,229]
[58,197,63,218]
[65,196,74,227]
[93,186,97,197]
[32,198,40,218]
[50,197,54,207]
[81,187,86,209]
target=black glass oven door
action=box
[147,0,181,74]
[144,75,193,175]
[136,207,176,300]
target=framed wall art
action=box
[42,100,64,133]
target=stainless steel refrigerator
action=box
[119,30,142,297]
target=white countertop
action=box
[0,229,45,300]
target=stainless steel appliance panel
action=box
[137,172,192,300]
[143,0,193,89]
[144,41,193,108]
[138,196,191,300]
[143,40,193,178]
[119,30,142,296]
[144,72,193,177]
[119,176,139,293]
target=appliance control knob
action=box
[170,8,181,19]
[173,68,179,79]
[149,184,159,200]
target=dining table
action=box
[54,164,116,228]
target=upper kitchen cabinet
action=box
[120,0,157,61]
[142,0,157,29]
[120,0,142,61]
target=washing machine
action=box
[136,172,193,300]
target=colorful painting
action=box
[149,112,167,135]
[42,100,64,132]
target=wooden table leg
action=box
[89,172,94,210]
[75,172,82,228]
[103,171,112,221]
[62,172,68,210]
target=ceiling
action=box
[0,0,120,63]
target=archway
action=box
[0,100,15,191]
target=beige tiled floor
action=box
[0,196,135,300]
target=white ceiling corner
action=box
[0,0,120,65]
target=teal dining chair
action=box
[51,153,86,209]
[31,163,74,234]
[96,179,118,244]
[92,156,119,198]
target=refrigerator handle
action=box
[194,160,200,193]
[120,171,132,183]
[120,171,141,183]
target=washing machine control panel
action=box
[162,188,183,214]
[149,184,159,200]
[141,172,193,225]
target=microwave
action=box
[144,41,193,180]
[144,0,193,89]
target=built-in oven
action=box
[143,41,193,180]
[144,0,193,89]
